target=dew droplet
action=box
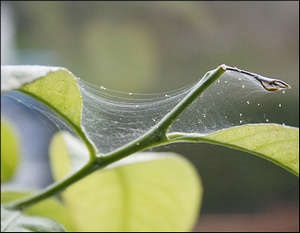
[246,100,250,105]
[202,113,206,118]
[152,118,156,122]
[164,94,169,97]
[278,103,282,108]
[135,105,139,108]
[282,90,286,94]
[238,78,242,81]
[242,84,245,89]
[224,80,228,84]
[257,103,261,106]
[265,118,269,122]
[239,113,243,117]
[239,120,243,124]
[100,86,106,90]
[129,92,133,96]
[224,115,228,119]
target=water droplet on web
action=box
[224,80,228,84]
[202,113,206,118]
[265,118,269,122]
[282,90,286,94]
[165,94,169,97]
[239,113,243,117]
[238,78,242,81]
[278,103,282,108]
[246,100,250,105]
[224,115,228,119]
[152,118,156,122]
[257,103,261,106]
[242,85,245,89]
[129,92,133,96]
[100,86,106,90]
[217,80,221,84]
[135,105,139,108]
[239,120,243,124]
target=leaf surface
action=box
[169,124,299,175]
[50,132,202,232]
[1,65,82,131]
[1,120,20,182]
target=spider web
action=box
[3,69,289,155]
[79,70,288,154]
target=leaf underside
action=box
[169,124,298,176]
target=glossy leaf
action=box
[1,66,82,130]
[1,207,65,232]
[168,123,299,176]
[50,132,202,232]
[1,120,20,182]
[1,191,76,231]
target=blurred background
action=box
[1,1,299,231]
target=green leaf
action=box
[168,123,299,176]
[1,191,76,231]
[1,66,82,129]
[50,132,202,232]
[1,120,20,182]
[49,132,89,180]
[1,207,66,232]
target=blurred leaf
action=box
[1,66,82,129]
[50,131,89,179]
[1,120,20,182]
[1,191,76,231]
[50,132,202,232]
[169,124,299,176]
[1,206,65,232]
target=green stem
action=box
[4,161,97,210]
[5,64,227,210]
[155,64,226,132]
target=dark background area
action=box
[1,1,299,231]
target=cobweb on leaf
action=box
[79,69,289,154]
[2,68,291,155]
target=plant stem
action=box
[155,64,226,132]
[4,161,96,210]
[5,64,227,210]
